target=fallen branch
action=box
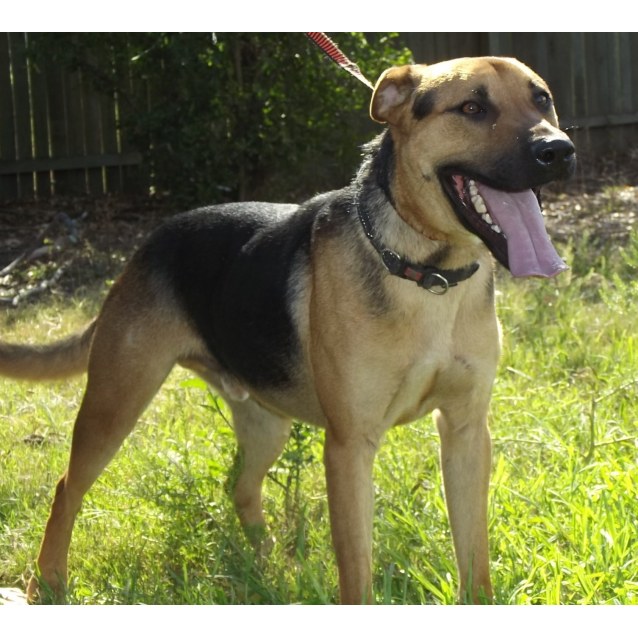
[0,212,86,306]
[6,260,70,306]
[0,212,85,277]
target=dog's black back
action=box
[135,200,323,389]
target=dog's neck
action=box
[354,132,480,293]
[366,132,442,241]
[370,131,397,208]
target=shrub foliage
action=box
[31,33,412,206]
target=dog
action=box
[0,56,575,604]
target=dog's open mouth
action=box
[442,174,568,278]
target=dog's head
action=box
[370,57,575,277]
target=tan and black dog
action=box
[0,56,575,604]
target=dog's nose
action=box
[532,138,575,167]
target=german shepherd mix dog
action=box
[1,57,575,604]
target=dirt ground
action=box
[0,195,174,306]
[0,156,637,307]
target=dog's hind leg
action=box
[227,399,292,547]
[26,287,184,602]
[435,406,493,603]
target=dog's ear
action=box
[370,65,420,125]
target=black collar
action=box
[354,196,479,295]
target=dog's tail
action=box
[0,320,96,381]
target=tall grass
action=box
[0,231,637,604]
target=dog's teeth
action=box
[491,223,502,234]
[477,203,487,214]
[483,213,493,224]
[470,188,488,214]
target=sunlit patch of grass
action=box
[1,230,637,604]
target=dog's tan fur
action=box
[0,56,573,604]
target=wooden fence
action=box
[0,33,143,200]
[1,33,637,200]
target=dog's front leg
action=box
[324,428,380,604]
[435,407,492,603]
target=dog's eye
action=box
[459,101,484,115]
[535,91,551,109]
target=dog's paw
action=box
[244,523,275,556]
[25,574,66,605]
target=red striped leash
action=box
[305,32,374,91]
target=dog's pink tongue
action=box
[477,183,568,278]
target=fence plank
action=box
[488,33,514,56]
[550,34,576,122]
[569,33,588,120]
[44,60,68,195]
[616,33,632,114]
[47,65,88,194]
[0,33,17,198]
[26,34,53,198]
[8,33,35,199]
[82,79,107,195]
[102,43,124,194]
[65,69,90,193]
[631,36,638,111]
[404,33,484,64]
[531,32,549,80]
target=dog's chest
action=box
[376,289,496,427]
[386,347,478,425]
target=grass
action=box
[1,228,637,605]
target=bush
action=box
[31,33,412,206]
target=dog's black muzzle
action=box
[475,132,576,192]
[530,136,576,181]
